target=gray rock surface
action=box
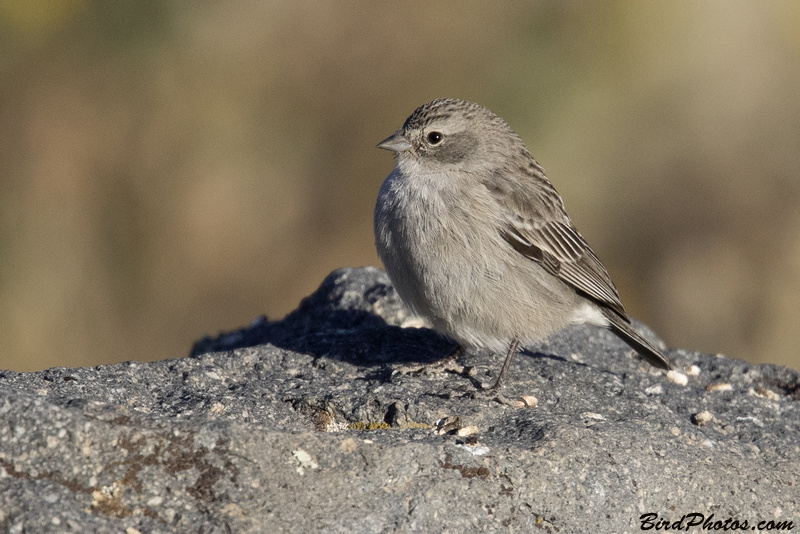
[1,267,798,533]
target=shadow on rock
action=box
[190,267,457,367]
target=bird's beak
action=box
[377,130,412,152]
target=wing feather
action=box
[486,171,628,319]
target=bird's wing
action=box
[500,222,627,317]
[484,170,629,319]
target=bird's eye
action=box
[426,131,443,145]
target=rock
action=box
[1,267,798,533]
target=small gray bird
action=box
[374,98,672,392]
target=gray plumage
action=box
[374,98,671,390]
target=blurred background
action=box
[1,1,798,372]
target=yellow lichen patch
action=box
[348,419,433,431]
[402,421,433,429]
[347,421,391,431]
[91,480,132,518]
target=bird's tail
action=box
[602,309,673,371]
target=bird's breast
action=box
[375,169,504,319]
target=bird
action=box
[374,98,672,393]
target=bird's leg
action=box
[485,338,521,393]
[460,338,523,405]
[391,344,466,377]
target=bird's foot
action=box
[391,346,468,378]
[460,380,538,408]
[459,380,513,405]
